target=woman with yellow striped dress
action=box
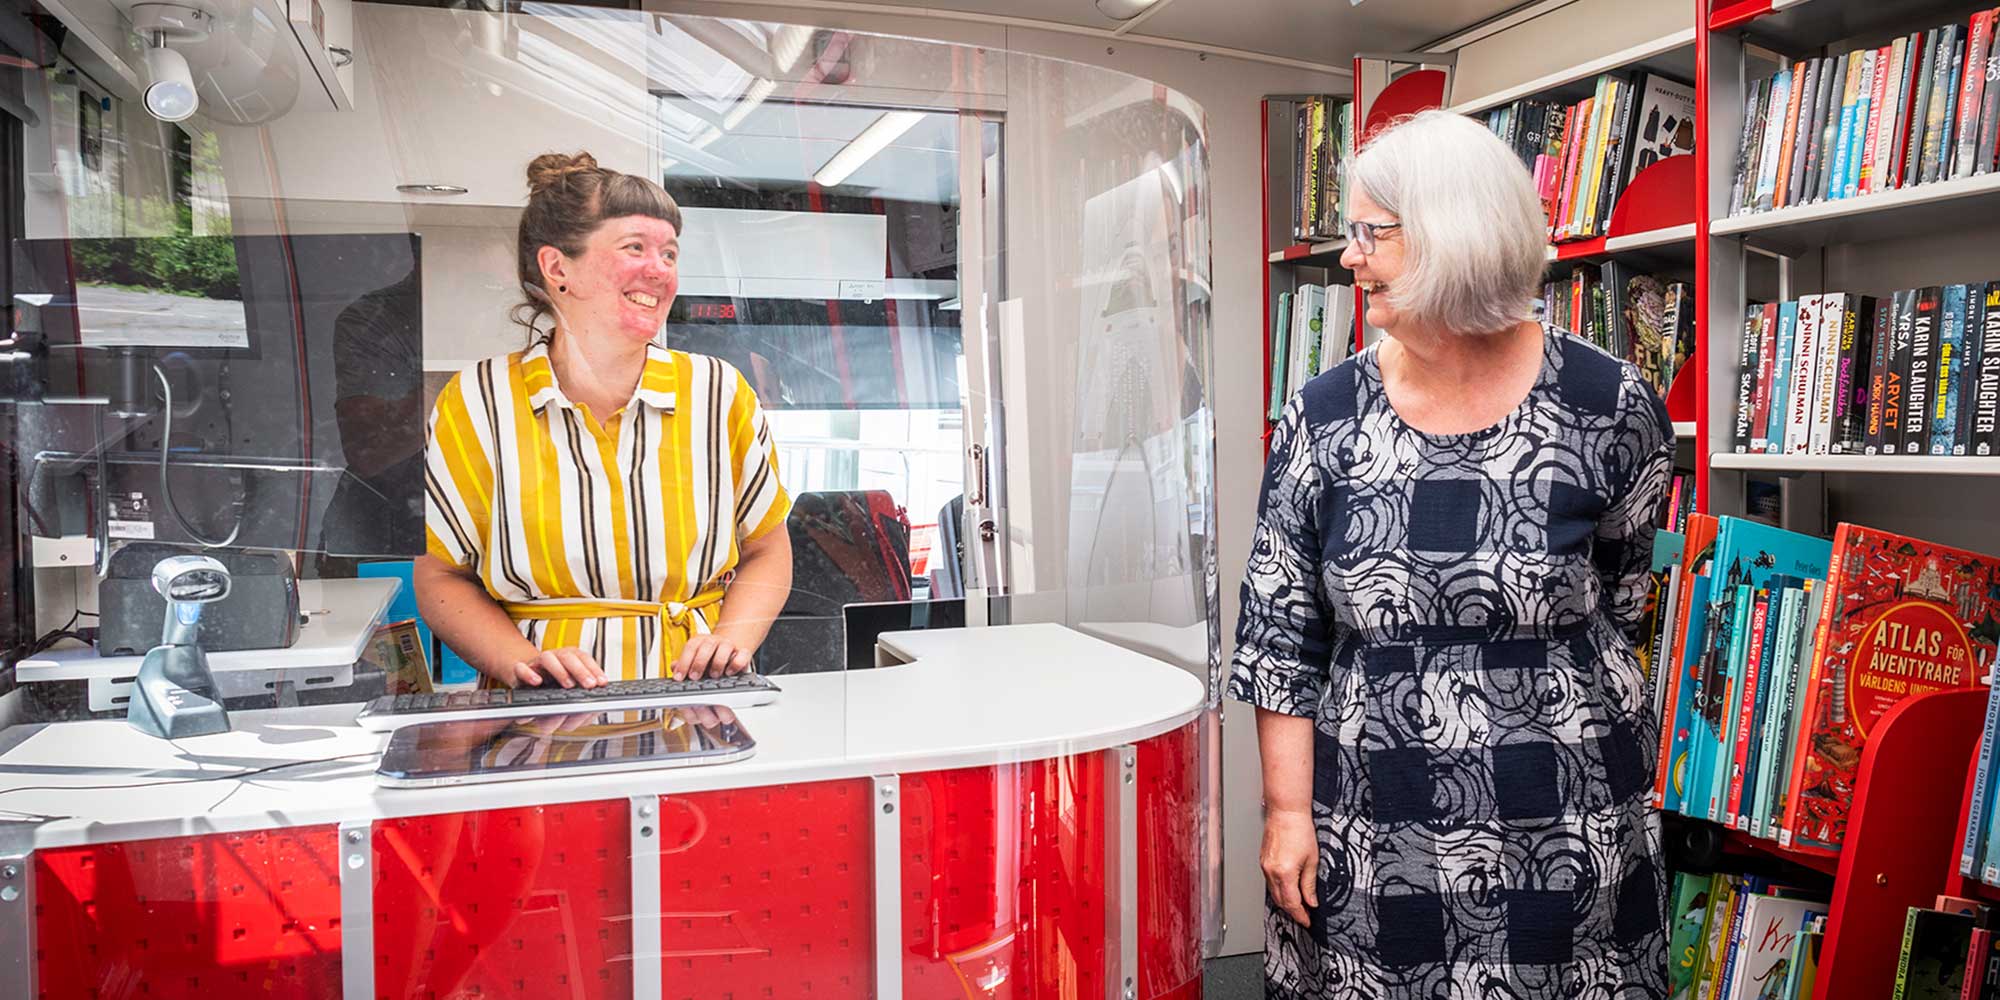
[417,152,793,688]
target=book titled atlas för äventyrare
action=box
[1782,524,2000,855]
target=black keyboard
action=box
[355,673,781,731]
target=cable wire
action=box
[154,365,242,548]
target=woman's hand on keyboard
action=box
[672,635,752,680]
[513,646,609,689]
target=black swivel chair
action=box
[757,490,914,675]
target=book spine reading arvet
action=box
[1866,296,1895,454]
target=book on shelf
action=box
[1897,907,1979,1000]
[1674,872,1828,1000]
[1727,894,1823,1000]
[1266,292,1293,422]
[1483,71,1692,244]
[1733,7,2000,217]
[1681,519,1833,826]
[1541,264,1689,400]
[1667,871,1714,1000]
[1266,283,1354,415]
[1731,283,2000,459]
[1647,516,2000,862]
[1781,524,2000,855]
[1655,513,1720,816]
[1287,96,1352,243]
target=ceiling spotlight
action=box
[143,45,198,121]
[131,4,210,123]
[1094,0,1162,20]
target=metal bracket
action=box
[0,853,33,998]
[1105,746,1138,1000]
[338,821,373,1000]
[872,775,903,999]
[631,795,662,1000]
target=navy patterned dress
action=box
[1230,327,1675,999]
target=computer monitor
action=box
[10,233,425,556]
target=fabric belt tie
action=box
[500,591,724,639]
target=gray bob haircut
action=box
[1351,109,1547,336]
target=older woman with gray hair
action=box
[1230,109,1674,998]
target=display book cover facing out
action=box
[374,705,756,787]
[1782,524,2000,854]
[1682,517,1833,825]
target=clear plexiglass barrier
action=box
[0,3,1215,996]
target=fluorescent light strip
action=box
[812,110,924,188]
[722,77,776,129]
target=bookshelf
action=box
[1261,94,1359,450]
[1255,41,1714,449]
[1696,0,2000,995]
[1710,169,2000,250]
[1710,452,2000,474]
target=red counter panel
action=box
[27,726,1201,1000]
[651,780,875,999]
[371,800,632,1000]
[1138,722,1201,999]
[34,827,345,1000]
[899,752,1110,999]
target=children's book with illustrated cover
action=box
[1689,518,1834,822]
[1640,529,1689,680]
[1725,893,1821,1000]
[1667,871,1715,1000]
[1785,524,2000,854]
[1656,514,1721,813]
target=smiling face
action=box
[1338,189,1408,332]
[543,214,681,344]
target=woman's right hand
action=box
[511,646,608,689]
[1261,807,1319,927]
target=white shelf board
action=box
[17,577,401,682]
[1709,452,2000,475]
[1673,422,1698,438]
[1447,27,1698,118]
[1710,171,2000,252]
[1543,223,1698,262]
[1268,238,1348,264]
[1607,223,1699,254]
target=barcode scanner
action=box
[126,554,233,739]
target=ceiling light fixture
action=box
[812,110,924,188]
[132,3,210,122]
[722,77,776,130]
[1094,0,1163,20]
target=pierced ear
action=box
[536,245,571,295]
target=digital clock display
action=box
[688,303,737,320]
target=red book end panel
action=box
[1815,688,1986,1000]
[35,827,345,1000]
[1665,360,1698,424]
[1360,70,1449,146]
[1603,154,1698,238]
[372,800,633,1000]
[651,780,875,999]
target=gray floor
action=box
[1204,953,1264,999]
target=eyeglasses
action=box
[1345,220,1402,255]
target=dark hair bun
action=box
[526,151,601,194]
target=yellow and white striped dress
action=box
[424,340,791,680]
